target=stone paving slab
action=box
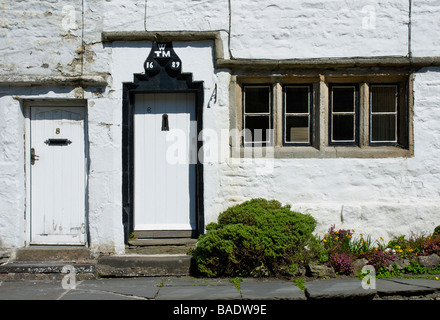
[156,285,242,300]
[376,278,439,297]
[0,281,67,300]
[61,288,142,300]
[1,276,440,300]
[304,278,376,300]
[162,277,233,287]
[240,279,306,300]
[74,277,164,299]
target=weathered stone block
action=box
[418,254,440,270]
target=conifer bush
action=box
[192,198,321,277]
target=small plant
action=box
[365,248,397,271]
[422,235,440,255]
[349,234,373,256]
[323,225,353,254]
[326,252,354,275]
[404,261,427,274]
[129,232,137,241]
[229,278,243,293]
[294,278,306,291]
[376,264,403,278]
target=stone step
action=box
[128,238,197,246]
[0,261,96,281]
[0,246,96,280]
[126,238,197,255]
[14,246,95,262]
[97,254,194,277]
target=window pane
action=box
[244,87,270,113]
[333,115,354,141]
[286,116,309,143]
[371,114,396,142]
[285,87,309,114]
[332,87,355,112]
[371,86,397,113]
[244,115,270,142]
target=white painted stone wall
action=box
[0,0,439,253]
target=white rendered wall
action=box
[1,0,440,252]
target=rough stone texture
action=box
[96,254,194,277]
[394,257,411,270]
[376,278,438,298]
[235,279,307,300]
[305,278,377,300]
[418,254,440,270]
[14,246,95,262]
[353,258,369,275]
[306,262,336,278]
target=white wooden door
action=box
[30,106,86,245]
[134,93,196,232]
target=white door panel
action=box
[30,107,86,245]
[134,93,196,231]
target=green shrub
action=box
[192,198,320,277]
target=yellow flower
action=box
[323,239,327,243]
[380,237,384,241]
[335,237,339,241]
[335,231,339,234]
[352,229,355,233]
[347,235,351,239]
[435,277,439,280]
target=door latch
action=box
[31,148,39,165]
[161,114,169,131]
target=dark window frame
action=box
[242,84,273,147]
[282,84,313,146]
[369,83,400,147]
[329,84,360,146]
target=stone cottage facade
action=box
[1,0,439,254]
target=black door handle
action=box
[31,148,39,165]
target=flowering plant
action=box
[325,252,354,275]
[422,235,440,255]
[323,225,353,254]
[365,248,397,270]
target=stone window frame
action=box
[230,73,414,159]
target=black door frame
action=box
[122,44,204,242]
